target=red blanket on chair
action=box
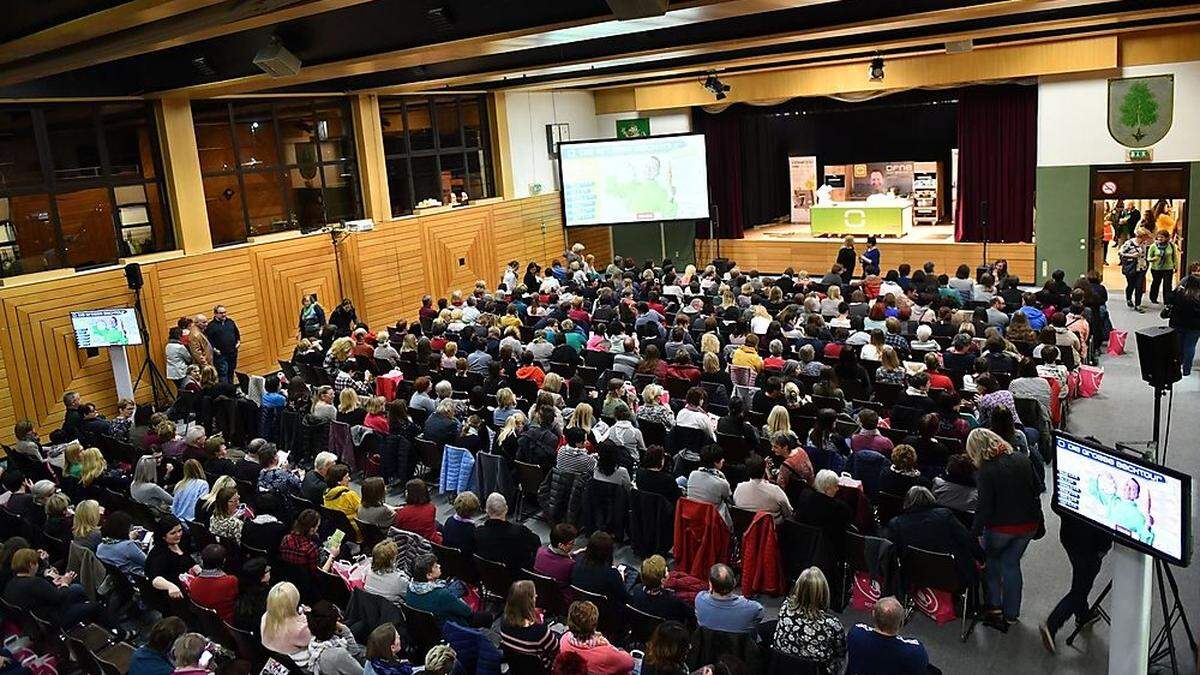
[673,498,730,579]
[741,512,784,597]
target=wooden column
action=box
[350,94,391,223]
[488,92,515,199]
[154,97,212,254]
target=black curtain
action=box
[692,109,745,238]
[694,89,960,231]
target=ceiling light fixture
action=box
[702,74,731,101]
[868,55,885,82]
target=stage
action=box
[696,221,1036,280]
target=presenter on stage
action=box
[860,236,881,277]
[1039,516,1112,653]
[836,236,857,283]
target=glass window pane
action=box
[275,101,316,167]
[466,149,490,200]
[439,152,465,204]
[436,99,460,149]
[0,193,59,275]
[407,100,435,152]
[44,107,101,181]
[101,103,157,180]
[461,97,484,148]
[411,155,440,206]
[380,102,407,155]
[56,187,119,268]
[193,105,238,174]
[236,118,280,169]
[321,163,360,222]
[203,174,246,246]
[244,170,290,235]
[315,102,353,162]
[386,158,412,217]
[287,166,326,231]
[0,110,44,189]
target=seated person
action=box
[850,409,894,455]
[695,563,764,635]
[306,601,364,675]
[4,547,104,630]
[364,540,410,606]
[95,511,147,577]
[732,454,793,522]
[474,493,540,573]
[188,544,239,623]
[628,554,694,625]
[392,479,441,543]
[886,486,983,584]
[440,492,479,556]
[534,523,579,590]
[876,445,933,497]
[933,454,979,513]
[846,597,930,675]
[686,445,732,528]
[632,445,681,503]
[569,531,628,608]
[558,601,635,674]
[791,470,854,559]
[405,553,473,627]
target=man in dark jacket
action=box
[1040,515,1113,652]
[55,391,83,443]
[516,406,560,472]
[205,304,241,384]
[791,470,854,558]
[301,452,336,504]
[423,400,461,447]
[473,493,540,573]
[886,486,983,584]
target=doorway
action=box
[1089,164,1190,288]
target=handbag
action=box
[912,587,957,624]
[1107,330,1128,356]
[1077,365,1104,398]
[850,571,882,611]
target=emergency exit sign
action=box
[1126,148,1154,162]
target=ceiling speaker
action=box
[253,38,301,78]
[605,0,668,20]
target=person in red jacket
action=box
[393,479,442,543]
[188,544,239,623]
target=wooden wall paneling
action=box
[419,207,498,301]
[354,220,413,326]
[568,226,612,265]
[247,236,341,367]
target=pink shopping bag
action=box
[1107,330,1128,356]
[1078,365,1104,397]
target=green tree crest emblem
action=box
[1108,75,1173,148]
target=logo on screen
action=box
[843,210,867,228]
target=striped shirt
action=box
[499,621,558,669]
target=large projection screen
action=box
[559,133,710,227]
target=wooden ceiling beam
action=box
[362,0,1192,95]
[0,0,226,65]
[0,0,377,88]
[149,0,834,97]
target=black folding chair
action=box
[473,554,513,602]
[899,545,978,642]
[523,568,568,620]
[431,542,476,584]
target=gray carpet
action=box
[405,294,1199,674]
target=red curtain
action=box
[955,84,1037,243]
[694,110,745,239]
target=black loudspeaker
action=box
[124,262,143,290]
[1136,326,1181,387]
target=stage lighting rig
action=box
[868,55,886,82]
[702,74,731,100]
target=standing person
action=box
[1118,228,1152,311]
[298,294,326,339]
[968,428,1043,626]
[205,305,241,384]
[330,299,359,337]
[187,315,213,368]
[1039,517,1112,653]
[1147,229,1179,305]
[836,236,857,283]
[164,327,192,390]
[1101,208,1115,265]
[860,236,881,277]
[1167,273,1200,379]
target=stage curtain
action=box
[955,84,1037,243]
[692,109,745,239]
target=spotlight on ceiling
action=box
[253,36,301,78]
[703,74,731,101]
[868,55,885,82]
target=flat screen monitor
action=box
[1052,432,1191,566]
[70,308,142,348]
[558,133,710,227]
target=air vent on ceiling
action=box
[945,39,974,54]
[426,7,456,33]
[605,0,668,20]
[191,56,217,78]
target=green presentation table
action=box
[810,202,912,236]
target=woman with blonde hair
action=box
[63,441,85,478]
[875,345,907,385]
[636,384,675,430]
[131,455,173,513]
[363,396,389,435]
[72,499,103,551]
[750,304,772,335]
[966,427,1042,626]
[763,405,792,441]
[79,447,107,487]
[500,580,557,668]
[771,566,846,670]
[195,474,236,526]
[699,332,721,359]
[364,539,410,605]
[494,412,527,460]
[820,286,842,316]
[171,459,208,522]
[261,581,313,666]
[566,403,607,439]
[493,387,519,427]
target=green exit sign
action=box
[1126,148,1154,162]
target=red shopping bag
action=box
[850,571,882,611]
[912,587,957,624]
[1107,330,1128,356]
[1078,365,1104,397]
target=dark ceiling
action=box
[0,0,1194,98]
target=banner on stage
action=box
[788,155,817,223]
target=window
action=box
[379,95,493,217]
[192,98,363,246]
[0,103,173,277]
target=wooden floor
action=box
[697,222,1036,280]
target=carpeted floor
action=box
[405,292,1199,674]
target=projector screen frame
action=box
[556,132,712,229]
[70,307,144,349]
[1051,431,1192,567]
